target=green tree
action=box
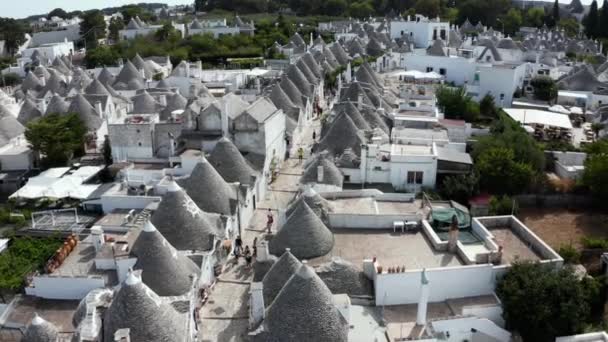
[582,140,608,199]
[415,0,441,18]
[525,7,545,28]
[475,147,534,194]
[349,1,375,18]
[47,8,69,19]
[457,0,511,27]
[530,76,558,102]
[479,93,498,118]
[155,23,182,42]
[194,0,205,12]
[83,46,120,69]
[552,0,560,27]
[584,0,600,38]
[440,173,479,204]
[0,18,27,55]
[80,10,107,49]
[436,86,480,121]
[559,18,580,38]
[500,8,523,36]
[25,113,87,167]
[601,0,608,37]
[108,17,124,42]
[102,135,113,166]
[324,0,348,16]
[496,262,600,341]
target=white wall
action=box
[374,264,496,306]
[403,54,476,85]
[101,195,161,214]
[25,276,106,300]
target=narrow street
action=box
[198,118,321,342]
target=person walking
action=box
[234,235,243,258]
[244,246,252,268]
[266,209,274,234]
[297,147,304,163]
[312,130,316,141]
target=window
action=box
[426,67,434,72]
[433,29,437,40]
[344,175,351,182]
[500,93,505,100]
[401,30,404,36]
[440,29,446,40]
[439,68,447,76]
[407,171,423,185]
[138,142,142,146]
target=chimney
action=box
[221,99,229,137]
[317,165,324,183]
[114,328,131,342]
[357,93,363,109]
[257,240,270,261]
[168,132,175,157]
[139,68,145,79]
[39,75,46,87]
[95,101,103,117]
[249,282,265,329]
[159,94,167,107]
[186,63,191,78]
[196,60,203,78]
[416,269,430,326]
[91,226,105,252]
[39,99,47,114]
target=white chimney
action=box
[249,282,265,329]
[196,60,203,77]
[39,99,47,114]
[95,101,103,117]
[357,93,363,109]
[159,94,167,107]
[91,226,105,252]
[39,75,46,87]
[221,99,229,137]
[139,68,145,78]
[257,240,270,261]
[114,328,131,342]
[416,269,430,325]
[186,63,190,78]
[317,165,324,183]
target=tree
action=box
[83,46,120,69]
[47,8,68,19]
[102,135,113,166]
[552,0,560,27]
[479,93,498,118]
[496,262,600,341]
[0,18,27,55]
[475,147,534,194]
[500,8,523,36]
[582,140,608,199]
[349,1,375,19]
[530,76,558,102]
[601,0,608,38]
[436,86,480,121]
[457,0,511,28]
[194,0,205,12]
[324,0,348,16]
[414,0,441,19]
[25,113,87,167]
[559,18,580,38]
[80,10,106,49]
[440,173,479,204]
[525,7,545,28]
[155,23,182,42]
[584,0,600,38]
[108,17,124,42]
[591,123,605,138]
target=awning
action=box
[503,108,573,129]
[436,146,473,165]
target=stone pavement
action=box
[197,118,320,342]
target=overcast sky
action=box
[0,0,191,19]
[0,0,597,19]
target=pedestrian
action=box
[266,209,274,234]
[311,145,315,155]
[244,246,252,268]
[312,131,316,141]
[297,147,304,163]
[234,235,242,258]
[252,237,258,258]
[285,135,290,147]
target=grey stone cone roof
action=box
[333,102,371,130]
[301,155,344,187]
[45,95,69,115]
[497,37,518,50]
[69,69,93,91]
[68,94,102,130]
[170,60,190,77]
[177,160,236,215]
[286,64,313,97]
[316,112,364,157]
[52,57,71,75]
[269,200,334,259]
[290,32,306,47]
[0,107,24,146]
[302,52,323,78]
[316,258,373,296]
[347,38,366,57]
[269,83,299,121]
[367,37,384,56]
[558,67,607,91]
[131,222,200,296]
[132,54,155,79]
[114,60,144,90]
[285,189,334,224]
[336,147,360,169]
[279,75,305,109]
[103,272,187,342]
[160,93,188,120]
[22,72,43,92]
[24,314,59,342]
[190,19,203,29]
[97,67,116,86]
[150,184,218,251]
[18,98,43,125]
[132,91,159,113]
[427,39,446,56]
[355,65,380,88]
[34,65,51,81]
[156,78,171,89]
[85,79,110,95]
[263,265,348,342]
[253,258,276,282]
[208,137,258,185]
[296,59,318,86]
[43,72,68,96]
[329,42,350,65]
[126,17,140,30]
[262,250,302,307]
[322,47,340,68]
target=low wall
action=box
[515,194,593,208]
[374,264,496,306]
[328,213,419,229]
[319,189,384,199]
[101,195,161,214]
[421,220,447,251]
[25,276,105,300]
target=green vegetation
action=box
[436,86,480,122]
[530,76,558,103]
[497,262,603,341]
[582,140,608,200]
[558,244,581,264]
[0,18,28,55]
[581,236,608,250]
[79,10,107,49]
[489,195,518,215]
[439,173,479,205]
[0,237,63,292]
[25,113,87,168]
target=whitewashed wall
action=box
[26,276,106,300]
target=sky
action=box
[0,0,191,19]
[0,0,598,19]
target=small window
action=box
[401,30,404,36]
[426,67,434,72]
[344,175,351,182]
[138,142,142,146]
[486,56,491,62]
[136,129,140,133]
[500,93,505,100]
[407,171,423,185]
[439,68,447,76]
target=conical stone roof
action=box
[150,181,218,251]
[97,68,116,86]
[316,112,365,157]
[262,250,302,307]
[24,313,59,342]
[286,64,313,97]
[285,187,334,224]
[177,160,236,215]
[269,201,334,259]
[279,75,305,109]
[18,98,42,125]
[114,60,144,90]
[131,221,200,296]
[263,264,347,342]
[68,94,102,130]
[301,155,344,187]
[160,93,188,120]
[45,95,69,115]
[22,72,43,93]
[132,91,159,114]
[316,257,373,296]
[334,102,371,130]
[85,79,110,96]
[103,271,187,342]
[208,137,258,185]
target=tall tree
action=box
[0,18,27,55]
[108,17,124,42]
[47,8,69,19]
[194,0,205,12]
[414,0,441,18]
[80,10,106,49]
[25,113,87,167]
[552,0,560,27]
[584,0,600,38]
[600,0,608,37]
[500,8,523,36]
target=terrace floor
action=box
[489,227,541,264]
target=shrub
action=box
[558,244,581,264]
[489,195,518,215]
[581,236,608,250]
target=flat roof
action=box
[50,236,117,284]
[436,146,473,165]
[328,197,424,216]
[503,108,573,129]
[391,144,434,156]
[309,229,464,269]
